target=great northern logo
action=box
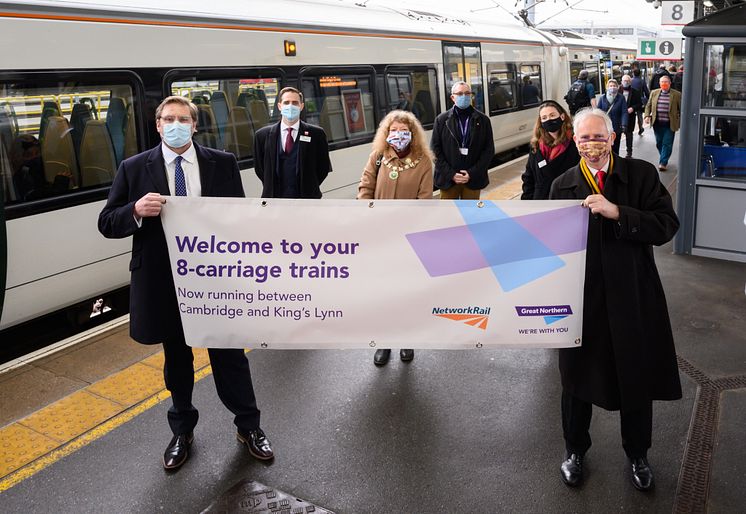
[432,306,491,330]
[515,305,573,325]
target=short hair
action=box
[578,70,589,80]
[277,87,304,104]
[633,69,641,77]
[573,108,613,137]
[659,75,672,83]
[155,96,198,122]
[606,79,618,87]
[451,81,471,94]
[621,74,631,82]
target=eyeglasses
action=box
[452,91,473,97]
[159,116,193,123]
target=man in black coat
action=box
[253,87,331,198]
[620,74,644,158]
[431,81,495,199]
[98,96,274,471]
[549,108,681,492]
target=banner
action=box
[160,198,588,349]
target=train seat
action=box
[39,101,62,141]
[226,106,253,160]
[79,120,116,187]
[210,91,230,145]
[247,99,270,131]
[123,103,137,161]
[195,104,220,149]
[41,116,78,187]
[105,97,127,164]
[69,103,93,159]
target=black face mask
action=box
[541,117,564,133]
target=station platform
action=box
[1,128,745,513]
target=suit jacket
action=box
[253,121,331,198]
[98,143,244,344]
[549,157,681,410]
[621,86,643,115]
[644,88,682,132]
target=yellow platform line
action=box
[0,358,215,493]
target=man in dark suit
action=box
[549,109,681,492]
[98,96,274,471]
[253,87,331,198]
[620,74,643,159]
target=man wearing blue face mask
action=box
[253,87,331,198]
[99,96,274,471]
[431,81,495,199]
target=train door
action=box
[442,42,485,112]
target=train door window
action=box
[704,44,746,110]
[384,67,439,127]
[299,69,376,146]
[486,63,517,115]
[442,42,485,112]
[570,61,600,97]
[518,64,542,108]
[0,80,137,207]
[169,72,281,162]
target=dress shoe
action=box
[163,432,193,470]
[400,349,414,362]
[630,457,654,491]
[638,128,644,135]
[658,163,668,171]
[560,453,583,487]
[374,349,391,366]
[237,428,274,460]
[625,151,633,159]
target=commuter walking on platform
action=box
[644,75,682,171]
[564,70,595,115]
[595,79,627,157]
[620,75,643,158]
[630,69,649,135]
[520,100,579,200]
[672,65,685,94]
[431,81,494,200]
[358,109,434,365]
[649,65,671,93]
[98,96,274,471]
[549,108,681,492]
[254,86,332,198]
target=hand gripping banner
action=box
[160,198,588,349]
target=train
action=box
[0,0,637,360]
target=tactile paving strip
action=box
[201,479,335,513]
[0,424,59,477]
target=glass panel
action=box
[704,44,746,109]
[0,82,136,205]
[170,76,280,161]
[519,64,542,107]
[301,73,376,144]
[385,69,438,126]
[463,45,485,112]
[568,62,600,96]
[487,63,517,115]
[700,115,746,182]
[443,43,464,110]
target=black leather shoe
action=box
[374,349,391,366]
[400,349,414,362]
[631,457,654,491]
[163,432,193,470]
[237,428,274,461]
[560,453,583,487]
[638,128,644,135]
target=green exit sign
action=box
[640,40,656,55]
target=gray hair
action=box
[573,108,613,136]
[451,81,471,94]
[578,70,589,80]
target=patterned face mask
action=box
[577,139,610,165]
[386,130,412,152]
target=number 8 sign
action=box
[661,1,694,25]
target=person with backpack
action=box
[596,79,627,156]
[565,70,595,115]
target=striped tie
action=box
[174,156,187,196]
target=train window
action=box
[486,63,517,115]
[518,64,542,108]
[442,42,485,113]
[384,67,438,127]
[0,82,136,206]
[700,115,746,182]
[704,44,746,110]
[169,76,280,161]
[300,71,376,145]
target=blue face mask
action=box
[280,104,301,122]
[162,122,193,148]
[454,94,472,109]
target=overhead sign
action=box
[638,38,682,60]
[661,1,695,25]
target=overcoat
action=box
[549,156,682,410]
[253,121,331,199]
[520,139,580,200]
[357,148,433,200]
[98,143,244,344]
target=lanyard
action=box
[457,113,470,148]
[579,153,614,195]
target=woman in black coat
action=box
[521,100,580,200]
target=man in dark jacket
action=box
[253,87,331,198]
[649,65,671,92]
[431,81,495,199]
[98,96,274,471]
[620,74,643,158]
[549,108,681,492]
[630,69,649,135]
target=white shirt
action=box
[279,120,300,153]
[591,159,611,183]
[161,142,201,197]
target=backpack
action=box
[565,79,591,112]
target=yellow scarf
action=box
[579,153,614,195]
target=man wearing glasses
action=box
[431,81,495,199]
[99,96,274,471]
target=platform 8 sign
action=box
[160,198,588,350]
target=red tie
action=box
[596,170,606,192]
[284,127,294,154]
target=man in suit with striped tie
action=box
[98,96,273,471]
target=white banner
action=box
[160,198,588,350]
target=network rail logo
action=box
[433,306,491,330]
[515,305,573,325]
